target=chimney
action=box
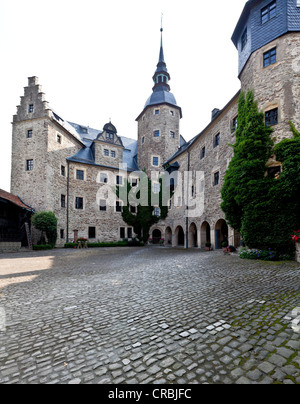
[211,108,220,121]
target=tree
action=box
[222,90,300,257]
[116,172,172,243]
[32,211,58,246]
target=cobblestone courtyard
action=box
[0,247,300,384]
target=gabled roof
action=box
[0,189,34,212]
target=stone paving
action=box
[0,246,300,384]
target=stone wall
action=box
[0,242,21,253]
[296,244,300,263]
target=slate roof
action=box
[66,121,139,172]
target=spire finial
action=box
[161,13,163,33]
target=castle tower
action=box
[232,0,300,142]
[136,27,182,175]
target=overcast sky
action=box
[0,0,245,192]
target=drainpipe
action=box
[186,150,190,249]
[66,160,70,243]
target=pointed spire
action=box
[153,18,170,89]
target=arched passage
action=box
[165,227,172,245]
[215,219,228,249]
[175,226,185,247]
[201,221,211,248]
[152,229,162,245]
[189,223,198,248]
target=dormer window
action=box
[106,133,114,140]
[261,1,276,24]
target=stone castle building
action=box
[10,0,300,248]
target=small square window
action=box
[57,134,62,144]
[116,175,123,185]
[214,172,220,186]
[61,165,66,177]
[26,159,34,171]
[170,110,174,116]
[61,194,66,208]
[214,133,220,148]
[116,201,123,212]
[153,157,159,166]
[154,207,160,217]
[76,170,84,180]
[104,149,109,156]
[99,199,107,211]
[231,116,238,133]
[60,229,65,239]
[263,47,277,68]
[100,173,108,183]
[155,109,160,115]
[170,131,175,139]
[111,151,116,158]
[265,108,278,126]
[27,130,33,138]
[261,1,276,24]
[200,146,206,160]
[28,104,34,113]
[153,130,160,138]
[88,227,96,239]
[75,197,84,210]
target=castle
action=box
[10,0,300,248]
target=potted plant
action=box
[291,230,300,263]
[205,242,211,251]
[222,241,228,252]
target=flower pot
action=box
[296,243,300,263]
[205,247,210,251]
[222,247,228,252]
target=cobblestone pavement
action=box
[0,247,300,384]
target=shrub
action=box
[33,244,53,251]
[32,211,58,247]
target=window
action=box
[88,227,96,239]
[261,1,276,24]
[214,172,220,186]
[170,110,174,116]
[131,178,138,187]
[111,151,116,158]
[191,185,195,197]
[214,133,220,148]
[120,227,126,239]
[116,201,123,212]
[104,149,109,156]
[153,130,160,138]
[76,170,84,180]
[75,197,84,210]
[116,175,123,185]
[61,194,66,208]
[100,173,108,183]
[27,130,33,138]
[153,157,159,166]
[106,133,114,140]
[170,131,175,139]
[241,28,248,51]
[155,109,160,115]
[26,159,34,171]
[130,205,136,214]
[231,116,238,133]
[142,137,145,145]
[99,199,107,211]
[127,228,133,239]
[61,165,66,177]
[263,47,277,68]
[153,183,160,194]
[60,229,65,239]
[154,207,160,217]
[28,104,34,113]
[170,178,175,193]
[57,134,62,144]
[265,108,278,126]
[268,166,281,179]
[200,146,206,160]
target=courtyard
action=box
[0,246,300,384]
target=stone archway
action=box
[189,223,198,248]
[201,221,211,248]
[152,229,162,245]
[165,227,172,246]
[175,226,185,247]
[215,219,229,249]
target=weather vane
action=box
[161,13,163,32]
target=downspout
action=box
[186,150,190,249]
[66,160,70,243]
